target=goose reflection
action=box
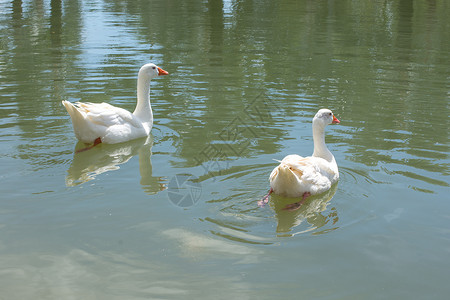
[270,183,339,235]
[66,135,166,195]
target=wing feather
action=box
[75,102,140,128]
[280,155,314,178]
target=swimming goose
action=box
[259,109,340,208]
[62,63,168,145]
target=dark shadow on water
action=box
[66,135,166,195]
[270,183,339,236]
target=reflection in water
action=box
[205,169,339,243]
[270,183,339,236]
[66,136,166,195]
[0,247,256,299]
[1,0,449,298]
[162,228,263,264]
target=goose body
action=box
[269,154,339,198]
[267,109,340,202]
[62,63,168,144]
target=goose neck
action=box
[312,123,333,161]
[134,74,153,122]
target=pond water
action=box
[1,0,449,299]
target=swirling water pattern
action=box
[0,0,449,299]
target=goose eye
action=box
[152,67,156,69]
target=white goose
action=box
[62,63,168,146]
[259,109,340,208]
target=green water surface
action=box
[0,0,449,299]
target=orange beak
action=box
[332,114,340,124]
[158,67,169,76]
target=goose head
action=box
[313,109,340,128]
[139,63,169,80]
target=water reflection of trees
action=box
[0,0,83,165]
[116,0,449,174]
[1,0,448,179]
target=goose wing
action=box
[280,154,316,178]
[75,102,140,128]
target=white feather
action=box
[62,63,168,144]
[269,109,340,198]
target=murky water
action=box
[1,0,449,299]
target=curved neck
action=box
[133,72,153,123]
[312,122,333,162]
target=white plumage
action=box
[62,63,168,144]
[264,109,340,205]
